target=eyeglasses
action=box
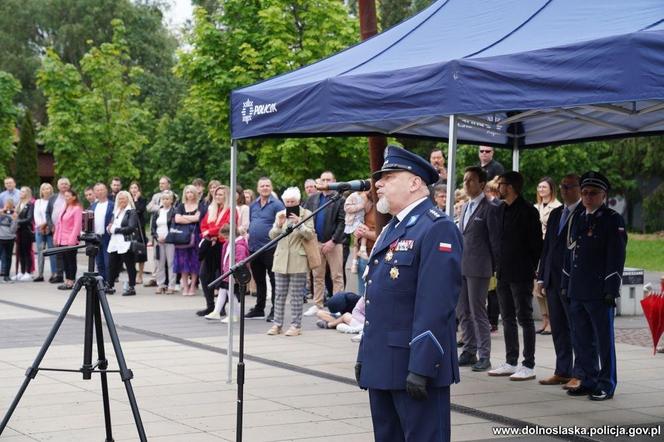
[559,184,579,190]
[581,190,602,197]
[479,150,492,153]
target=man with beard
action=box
[355,145,462,442]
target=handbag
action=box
[130,221,147,261]
[302,237,322,270]
[165,223,195,247]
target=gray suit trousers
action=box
[457,276,491,359]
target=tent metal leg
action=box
[446,115,458,217]
[227,139,238,384]
[512,138,520,171]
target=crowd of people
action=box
[0,144,628,402]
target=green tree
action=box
[14,111,40,189]
[0,71,21,176]
[0,0,181,121]
[176,1,369,188]
[37,20,150,191]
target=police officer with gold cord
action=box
[355,146,463,441]
[563,171,627,401]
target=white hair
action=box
[281,187,301,202]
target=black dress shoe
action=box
[458,351,478,366]
[472,358,492,372]
[34,276,44,282]
[196,308,214,317]
[57,283,73,290]
[122,288,136,296]
[50,276,64,284]
[589,390,614,401]
[245,308,265,319]
[105,287,116,295]
[567,385,594,396]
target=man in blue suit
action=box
[355,145,463,442]
[563,171,627,401]
[537,174,587,390]
[90,183,114,287]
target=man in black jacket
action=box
[537,174,585,389]
[303,171,346,316]
[488,171,543,381]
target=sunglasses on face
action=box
[479,150,492,153]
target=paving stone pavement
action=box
[1,263,663,441]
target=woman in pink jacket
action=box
[54,189,82,290]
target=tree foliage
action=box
[175,0,369,190]
[37,20,150,191]
[0,0,180,121]
[14,111,40,190]
[0,71,21,176]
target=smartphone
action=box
[285,206,299,218]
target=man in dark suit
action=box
[537,174,586,389]
[303,171,346,316]
[488,171,543,381]
[563,171,627,401]
[90,183,114,287]
[355,145,462,442]
[457,166,500,372]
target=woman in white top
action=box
[106,190,139,296]
[534,177,562,335]
[34,183,56,282]
[151,190,176,294]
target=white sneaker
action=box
[11,273,23,281]
[336,323,363,334]
[221,316,239,324]
[487,363,518,377]
[205,311,221,320]
[303,305,319,317]
[20,273,33,282]
[174,284,181,292]
[510,365,536,381]
[351,332,363,343]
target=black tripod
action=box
[0,234,147,442]
[209,193,342,442]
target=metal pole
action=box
[512,137,520,171]
[446,115,458,217]
[227,139,238,383]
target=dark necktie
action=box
[558,206,570,235]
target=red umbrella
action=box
[641,292,664,355]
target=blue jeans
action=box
[0,239,14,276]
[357,257,369,296]
[35,232,56,277]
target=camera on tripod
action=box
[80,210,99,244]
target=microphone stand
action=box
[208,192,343,442]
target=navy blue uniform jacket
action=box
[562,205,627,301]
[357,199,463,390]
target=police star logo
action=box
[241,99,254,124]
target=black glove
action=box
[354,363,366,390]
[604,294,617,308]
[405,372,428,401]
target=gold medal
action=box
[385,250,394,262]
[390,266,399,280]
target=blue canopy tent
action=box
[221,0,663,375]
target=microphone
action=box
[316,179,371,192]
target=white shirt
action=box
[395,196,428,226]
[33,199,49,227]
[94,200,109,235]
[462,193,485,230]
[156,208,169,239]
[107,208,130,254]
[52,193,66,226]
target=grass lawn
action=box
[625,234,664,272]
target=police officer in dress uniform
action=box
[355,145,463,442]
[563,171,627,401]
